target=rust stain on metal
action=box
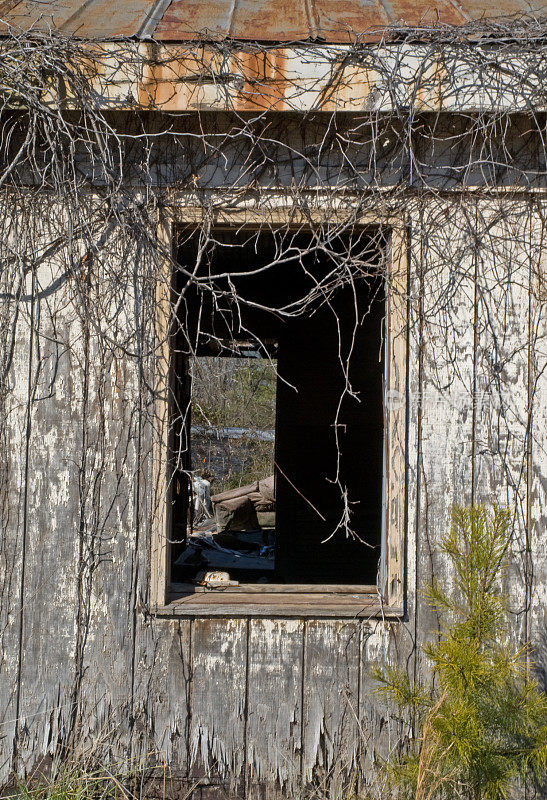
[1,0,546,41]
[156,0,312,42]
[0,0,159,37]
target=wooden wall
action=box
[0,190,545,798]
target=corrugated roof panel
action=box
[155,0,312,41]
[313,0,391,41]
[0,0,546,40]
[61,0,159,37]
[0,0,159,36]
[151,0,234,39]
[457,0,540,20]
[0,0,76,33]
[358,0,467,28]
[154,0,479,42]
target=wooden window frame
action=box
[151,207,408,618]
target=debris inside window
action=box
[174,353,277,581]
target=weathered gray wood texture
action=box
[0,190,545,798]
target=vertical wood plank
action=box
[72,342,139,750]
[13,253,84,772]
[302,620,360,797]
[528,201,547,670]
[0,232,33,783]
[134,618,192,772]
[63,230,148,763]
[414,199,477,650]
[246,619,303,791]
[473,200,532,647]
[189,618,247,785]
[358,621,403,795]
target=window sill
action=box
[155,584,403,618]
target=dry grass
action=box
[7,759,146,800]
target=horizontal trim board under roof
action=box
[1,41,544,115]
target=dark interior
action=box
[171,229,385,585]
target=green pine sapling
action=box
[373,505,547,800]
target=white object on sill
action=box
[196,570,240,587]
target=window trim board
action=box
[150,207,408,614]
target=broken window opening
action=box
[170,229,386,588]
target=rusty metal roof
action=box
[0,0,545,41]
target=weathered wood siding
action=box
[0,189,545,796]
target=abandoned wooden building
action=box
[0,0,545,796]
